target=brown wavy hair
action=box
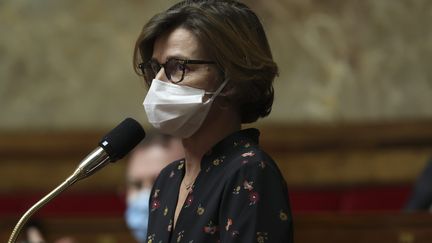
[133,0,278,123]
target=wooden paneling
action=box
[1,121,432,242]
[274,148,432,186]
[0,131,127,193]
[1,120,432,193]
[258,120,432,186]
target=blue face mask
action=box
[125,189,151,243]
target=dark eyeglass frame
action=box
[138,58,216,84]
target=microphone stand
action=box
[8,147,110,243]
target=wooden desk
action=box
[2,213,432,243]
[1,217,135,243]
[295,213,432,243]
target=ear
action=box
[214,79,235,109]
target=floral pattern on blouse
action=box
[146,129,293,243]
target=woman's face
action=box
[152,27,220,91]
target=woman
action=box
[133,0,293,242]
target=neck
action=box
[181,104,241,180]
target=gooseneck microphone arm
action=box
[8,148,110,243]
[8,118,145,243]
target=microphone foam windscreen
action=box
[98,118,146,162]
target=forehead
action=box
[152,27,207,61]
[127,146,168,177]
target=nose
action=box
[155,67,169,82]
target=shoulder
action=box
[223,144,286,189]
[159,158,185,175]
[228,144,280,175]
[219,144,291,220]
[153,158,185,185]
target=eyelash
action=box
[176,62,186,70]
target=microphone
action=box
[75,117,146,180]
[8,118,145,243]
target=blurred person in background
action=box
[405,157,432,212]
[24,220,77,243]
[125,133,184,242]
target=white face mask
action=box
[143,79,227,138]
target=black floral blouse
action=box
[146,129,293,243]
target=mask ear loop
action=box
[203,80,228,104]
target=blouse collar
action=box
[201,128,260,167]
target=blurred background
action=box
[1,0,432,242]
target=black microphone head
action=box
[98,118,145,162]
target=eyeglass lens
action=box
[144,59,185,84]
[140,58,215,85]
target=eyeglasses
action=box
[138,58,215,84]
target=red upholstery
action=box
[0,192,126,218]
[290,185,412,212]
[0,185,412,217]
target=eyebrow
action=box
[166,54,189,60]
[150,55,181,63]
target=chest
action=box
[149,170,229,243]
[173,186,191,228]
